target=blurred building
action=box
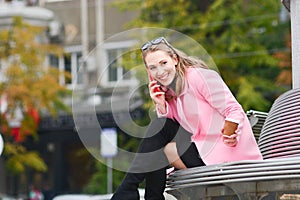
[0,0,143,197]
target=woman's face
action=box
[145,50,178,86]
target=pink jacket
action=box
[157,67,263,165]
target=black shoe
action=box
[111,173,144,200]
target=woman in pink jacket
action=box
[111,37,262,200]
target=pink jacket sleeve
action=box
[156,102,174,118]
[191,69,245,128]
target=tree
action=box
[112,0,290,111]
[193,0,289,111]
[0,16,70,174]
[273,31,292,87]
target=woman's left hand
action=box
[222,121,239,147]
[222,134,238,147]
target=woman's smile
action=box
[157,73,170,82]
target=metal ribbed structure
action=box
[246,110,268,142]
[258,88,300,159]
[166,157,300,189]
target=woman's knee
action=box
[164,142,187,169]
[164,142,179,163]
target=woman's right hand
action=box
[149,80,166,113]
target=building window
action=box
[49,51,83,87]
[64,54,72,84]
[102,40,138,87]
[107,48,130,82]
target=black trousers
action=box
[111,118,205,200]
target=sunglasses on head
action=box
[141,37,171,51]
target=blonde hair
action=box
[142,42,209,97]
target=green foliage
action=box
[193,0,290,111]
[236,77,270,111]
[112,0,290,112]
[83,161,126,194]
[82,161,106,194]
[112,0,202,31]
[0,16,70,174]
[4,143,47,174]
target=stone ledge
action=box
[167,178,300,200]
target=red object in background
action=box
[23,107,40,136]
[27,107,40,124]
[1,100,40,142]
[11,127,22,142]
[11,107,40,142]
[1,94,29,142]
